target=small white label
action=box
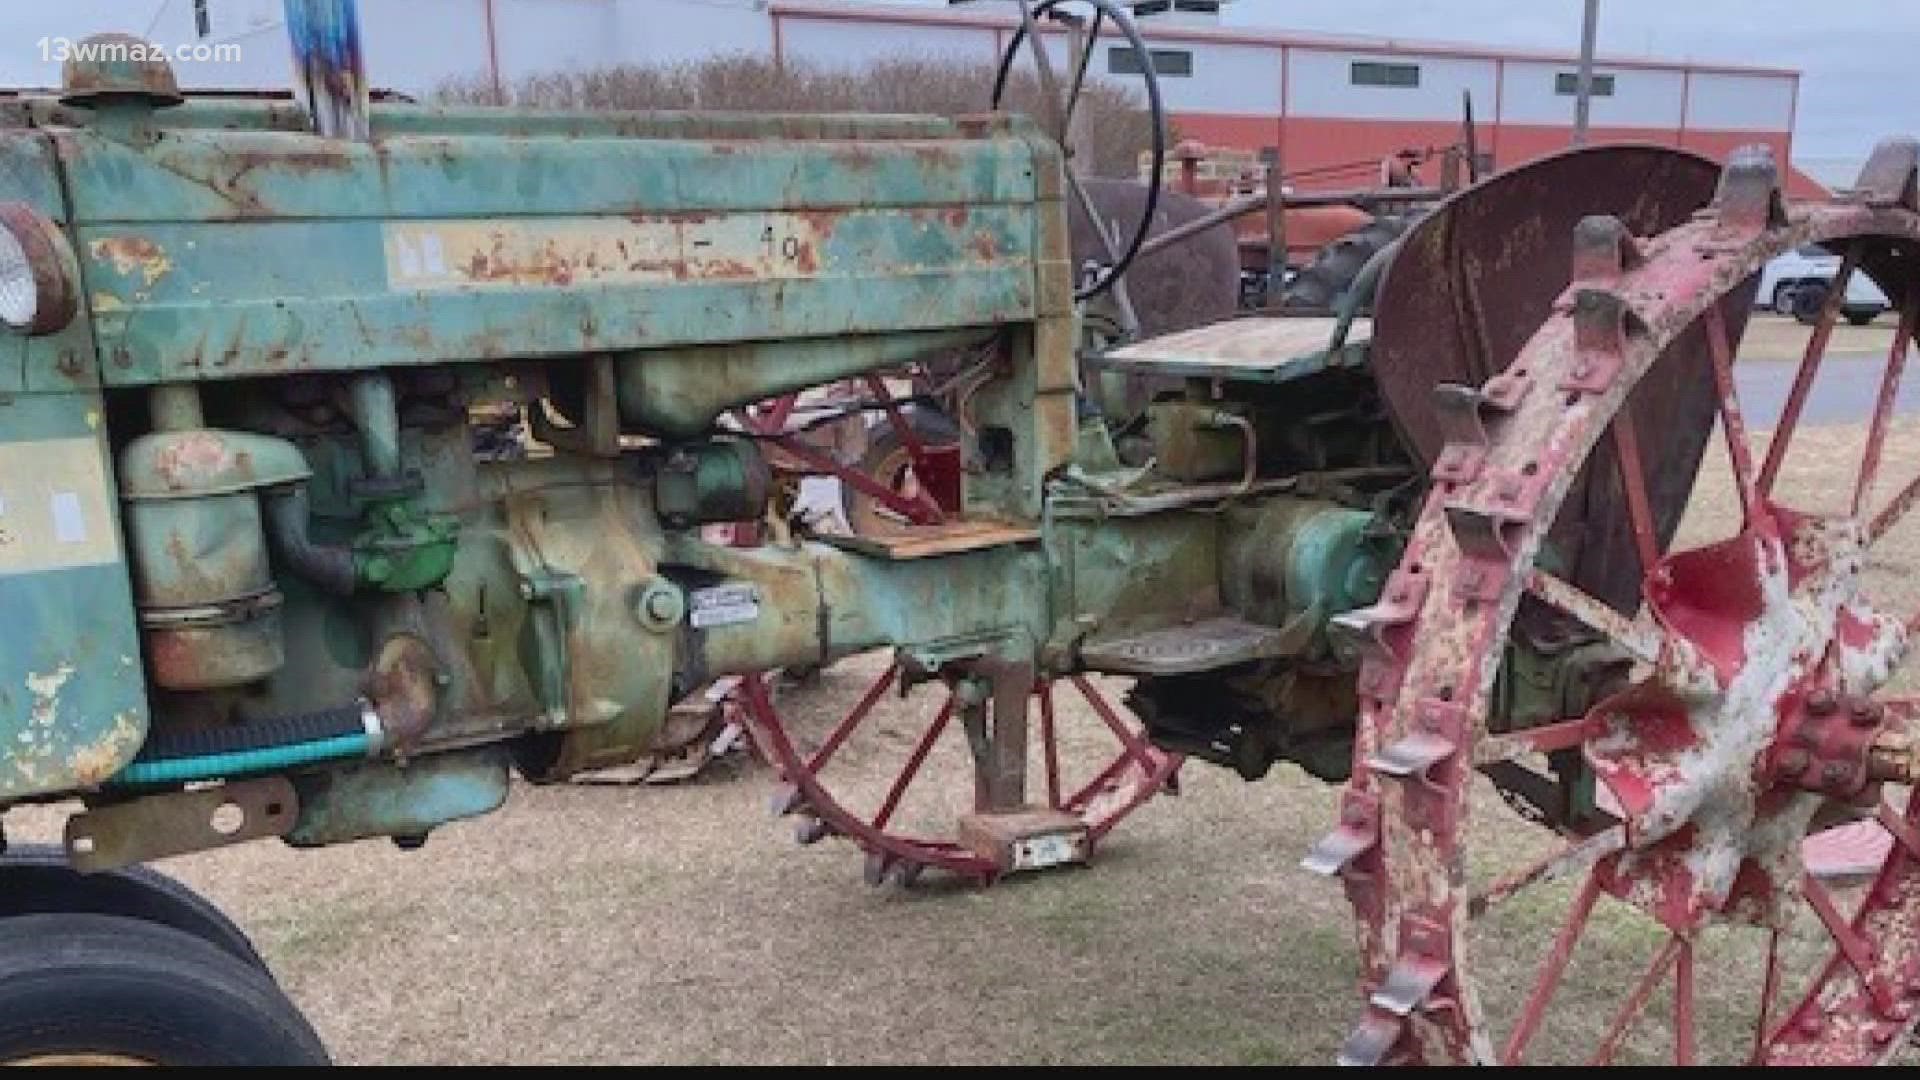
[49,492,86,544]
[1012,833,1081,871]
[689,584,761,629]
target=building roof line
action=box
[767,1,1800,80]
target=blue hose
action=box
[112,733,373,787]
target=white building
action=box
[5,1,1819,195]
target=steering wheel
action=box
[990,0,1168,310]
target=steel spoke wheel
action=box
[736,656,1182,886]
[990,0,1166,314]
[1314,140,1920,1065]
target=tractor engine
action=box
[0,39,1395,869]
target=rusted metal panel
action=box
[64,777,297,872]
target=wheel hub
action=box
[1588,509,1910,931]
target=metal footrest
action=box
[958,808,1089,873]
[1079,616,1288,676]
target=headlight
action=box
[0,203,77,336]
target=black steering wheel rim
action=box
[990,0,1168,304]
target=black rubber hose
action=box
[262,485,358,597]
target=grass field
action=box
[11,317,1920,1065]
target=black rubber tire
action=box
[1792,281,1831,325]
[840,409,961,538]
[1848,309,1879,326]
[1772,281,1799,316]
[0,913,329,1066]
[1277,214,1415,312]
[0,844,268,973]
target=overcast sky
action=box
[1214,1,1917,164]
[916,0,1918,167]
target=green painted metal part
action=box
[286,746,510,848]
[0,70,1416,857]
[0,393,150,799]
[112,732,371,787]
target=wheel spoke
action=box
[1867,468,1920,544]
[806,661,899,774]
[1875,797,1920,860]
[1063,170,1143,336]
[1014,0,1070,144]
[1525,569,1665,664]
[1704,303,1762,521]
[1069,674,1160,778]
[1611,415,1663,576]
[1469,826,1625,918]
[774,434,943,525]
[1751,929,1783,1065]
[1502,872,1605,1065]
[1062,9,1106,139]
[1760,243,1861,497]
[1803,873,1896,1014]
[1852,286,1917,517]
[1590,935,1684,1066]
[1474,715,1607,764]
[871,694,957,831]
[1674,937,1697,1066]
[1037,680,1064,810]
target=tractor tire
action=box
[1772,281,1799,315]
[1277,213,1416,313]
[0,913,328,1066]
[0,844,267,973]
[1792,280,1832,325]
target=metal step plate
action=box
[1079,616,1288,675]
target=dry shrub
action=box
[436,54,1156,178]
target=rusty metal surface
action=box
[1323,141,1920,1065]
[57,33,184,108]
[64,777,297,872]
[1375,145,1731,620]
[1372,145,1722,464]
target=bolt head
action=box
[1809,689,1838,714]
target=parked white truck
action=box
[1756,244,1892,324]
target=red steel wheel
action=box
[736,659,1183,886]
[1313,140,1920,1065]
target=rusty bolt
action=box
[1852,700,1884,728]
[1777,748,1812,776]
[1799,1013,1825,1036]
[1808,689,1838,715]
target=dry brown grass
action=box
[436,55,1158,179]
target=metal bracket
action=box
[1370,916,1455,1016]
[1560,288,1639,393]
[1853,137,1920,211]
[1569,214,1642,286]
[1303,789,1382,877]
[1712,144,1788,234]
[65,777,298,873]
